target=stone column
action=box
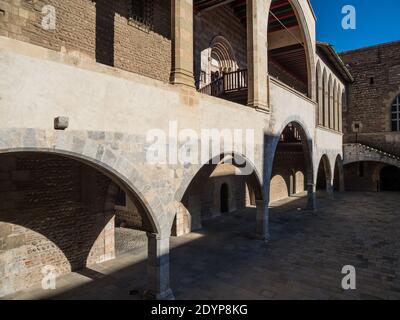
[247,0,269,112]
[307,183,317,211]
[256,200,270,241]
[170,0,195,88]
[144,233,174,300]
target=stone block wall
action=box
[0,0,172,82]
[0,153,115,297]
[340,41,400,156]
[270,149,306,202]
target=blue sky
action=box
[310,0,400,52]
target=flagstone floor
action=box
[4,192,400,300]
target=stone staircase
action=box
[343,143,400,167]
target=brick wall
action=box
[0,153,115,297]
[340,41,400,156]
[0,0,172,82]
[270,148,306,202]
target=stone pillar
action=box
[247,0,269,112]
[307,183,317,211]
[256,200,270,241]
[170,0,195,88]
[144,233,174,300]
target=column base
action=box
[143,288,175,301]
[255,232,271,243]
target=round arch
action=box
[289,0,316,99]
[268,118,314,207]
[316,154,332,192]
[271,118,314,179]
[209,35,239,73]
[316,61,323,125]
[0,148,161,234]
[175,151,264,204]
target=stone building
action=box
[0,0,351,299]
[340,41,400,191]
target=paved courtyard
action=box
[4,192,400,300]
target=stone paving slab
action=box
[3,192,400,300]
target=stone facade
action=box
[0,153,115,297]
[341,42,400,191]
[341,41,400,156]
[0,0,347,299]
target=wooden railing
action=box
[280,124,302,143]
[199,69,248,97]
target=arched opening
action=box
[199,36,239,89]
[322,68,328,127]
[316,155,332,195]
[0,151,154,298]
[316,62,323,125]
[173,153,263,236]
[220,183,230,213]
[268,0,312,96]
[270,122,312,204]
[380,166,400,191]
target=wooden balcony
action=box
[199,69,248,105]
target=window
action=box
[392,95,400,132]
[129,0,153,27]
[369,77,374,85]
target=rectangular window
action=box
[393,121,398,132]
[129,0,153,27]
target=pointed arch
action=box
[316,61,323,125]
[322,68,328,127]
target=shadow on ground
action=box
[5,192,400,300]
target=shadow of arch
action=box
[0,152,140,296]
[0,148,160,234]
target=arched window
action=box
[391,94,400,132]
